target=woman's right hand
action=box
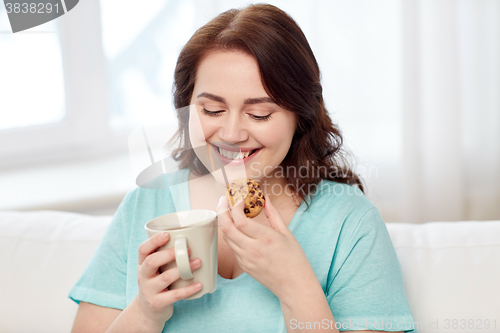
[134,232,202,329]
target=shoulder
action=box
[292,180,380,233]
[300,180,387,245]
[306,180,376,219]
[118,168,190,220]
[314,181,392,250]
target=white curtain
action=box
[400,0,500,223]
[303,0,500,223]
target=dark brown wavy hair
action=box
[170,3,364,201]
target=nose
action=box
[219,113,248,143]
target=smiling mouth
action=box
[213,146,260,160]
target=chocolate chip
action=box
[258,192,262,196]
[250,190,255,195]
[256,201,262,207]
[250,203,255,208]
[247,181,251,185]
[244,208,250,214]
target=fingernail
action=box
[195,282,202,290]
[160,232,169,240]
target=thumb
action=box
[264,195,289,233]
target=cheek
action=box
[263,124,294,149]
[188,107,218,146]
[273,125,295,159]
[200,120,218,139]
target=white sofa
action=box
[0,211,499,333]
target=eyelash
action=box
[202,108,224,116]
[202,108,272,122]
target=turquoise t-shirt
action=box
[69,169,417,332]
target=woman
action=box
[70,4,416,333]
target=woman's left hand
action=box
[217,195,316,302]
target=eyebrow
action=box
[196,92,275,105]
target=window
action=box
[0,0,118,168]
[0,17,65,131]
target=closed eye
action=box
[202,108,271,121]
[249,114,272,121]
[202,108,224,116]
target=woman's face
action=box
[189,50,296,182]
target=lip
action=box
[209,143,262,165]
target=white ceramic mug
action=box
[144,210,217,319]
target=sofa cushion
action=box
[0,211,111,333]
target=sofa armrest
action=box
[387,221,500,333]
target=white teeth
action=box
[217,147,251,160]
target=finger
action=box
[217,196,251,246]
[138,232,169,265]
[231,200,271,239]
[140,246,176,278]
[217,194,231,214]
[222,232,244,256]
[152,258,202,293]
[140,245,192,278]
[264,195,289,234]
[159,281,203,304]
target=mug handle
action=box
[175,236,194,280]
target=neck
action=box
[259,174,301,209]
